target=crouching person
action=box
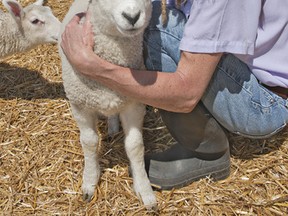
[60,0,288,189]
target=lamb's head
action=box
[3,0,61,44]
[93,0,152,37]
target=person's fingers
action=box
[71,12,85,24]
[76,12,86,20]
[81,11,94,48]
[60,11,94,57]
[62,12,84,41]
[83,11,92,29]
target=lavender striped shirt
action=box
[167,0,288,88]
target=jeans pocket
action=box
[251,86,276,114]
[239,86,288,139]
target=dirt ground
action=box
[0,0,287,215]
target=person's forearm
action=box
[86,57,194,112]
[77,51,222,113]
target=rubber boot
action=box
[145,102,230,190]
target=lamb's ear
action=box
[2,0,24,23]
[33,0,44,6]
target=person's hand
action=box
[61,11,95,70]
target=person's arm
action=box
[60,13,222,113]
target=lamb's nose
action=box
[122,11,141,26]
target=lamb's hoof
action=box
[141,193,157,211]
[133,181,157,211]
[144,202,158,212]
[82,193,93,202]
[82,185,95,202]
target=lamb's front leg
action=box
[70,103,100,201]
[120,104,157,210]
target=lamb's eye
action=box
[31,19,40,24]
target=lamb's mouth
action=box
[126,28,139,32]
[119,27,143,36]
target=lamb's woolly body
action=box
[61,0,146,116]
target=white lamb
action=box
[0,0,60,58]
[58,0,157,210]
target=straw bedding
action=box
[0,1,287,215]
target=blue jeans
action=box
[143,1,288,139]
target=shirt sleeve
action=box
[180,0,262,55]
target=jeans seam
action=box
[233,123,287,139]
